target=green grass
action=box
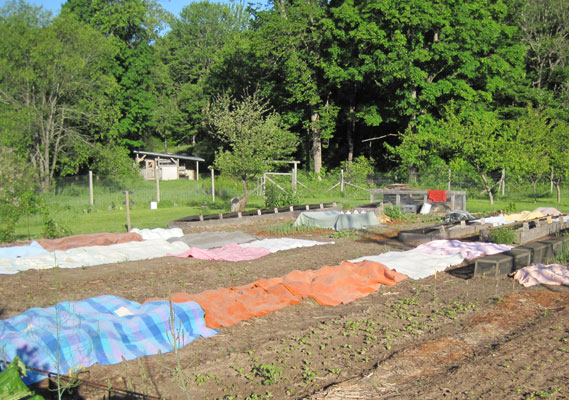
[12,173,370,241]
[12,174,569,241]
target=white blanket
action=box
[350,251,464,280]
[0,239,190,274]
[131,227,184,240]
[241,238,334,253]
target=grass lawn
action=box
[10,175,569,241]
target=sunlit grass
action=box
[12,173,569,241]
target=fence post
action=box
[88,170,94,206]
[123,191,132,232]
[341,169,345,193]
[211,168,215,202]
[154,163,160,203]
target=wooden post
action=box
[340,169,345,193]
[196,161,199,181]
[211,168,215,202]
[88,170,94,206]
[292,164,297,192]
[154,163,160,203]
[123,191,132,232]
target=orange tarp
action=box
[148,260,407,329]
[37,232,143,252]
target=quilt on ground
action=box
[241,238,334,253]
[514,264,569,287]
[37,232,143,252]
[412,240,512,259]
[0,240,190,274]
[130,227,184,240]
[168,230,257,249]
[0,241,50,259]
[171,242,271,261]
[0,295,217,384]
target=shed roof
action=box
[133,150,205,162]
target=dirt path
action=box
[2,221,568,399]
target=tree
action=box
[154,1,249,146]
[0,147,39,242]
[208,92,298,204]
[549,119,569,202]
[507,107,552,202]
[0,2,118,191]
[62,0,166,148]
[249,0,337,176]
[517,0,569,109]
[390,104,509,204]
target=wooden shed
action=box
[133,150,205,181]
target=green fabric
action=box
[335,212,379,231]
[293,211,341,229]
[293,211,379,231]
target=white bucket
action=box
[150,201,158,210]
[420,203,432,215]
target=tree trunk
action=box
[347,105,355,164]
[480,172,494,205]
[311,109,322,179]
[556,181,561,203]
[241,177,248,198]
[408,165,417,185]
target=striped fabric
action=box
[0,295,217,384]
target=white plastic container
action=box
[420,202,432,215]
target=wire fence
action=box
[46,166,567,214]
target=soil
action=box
[2,217,569,400]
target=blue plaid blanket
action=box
[0,295,217,384]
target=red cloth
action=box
[428,190,447,202]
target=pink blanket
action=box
[514,264,569,287]
[413,240,512,259]
[170,242,271,261]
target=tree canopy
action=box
[1,0,569,202]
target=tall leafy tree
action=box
[154,1,249,146]
[378,0,526,180]
[250,0,338,176]
[0,1,118,191]
[62,0,166,147]
[516,0,569,116]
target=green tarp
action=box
[293,211,379,231]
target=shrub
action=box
[264,184,299,208]
[340,156,375,185]
[488,227,517,244]
[383,205,406,220]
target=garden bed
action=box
[1,220,568,399]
